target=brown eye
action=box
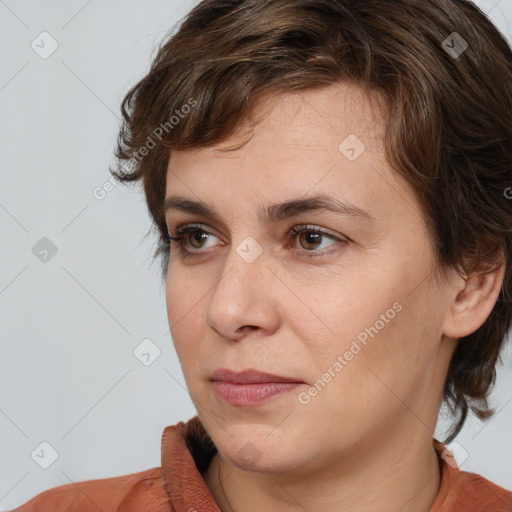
[187,230,210,249]
[290,225,343,255]
[167,223,220,257]
[297,231,324,250]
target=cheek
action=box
[165,268,207,372]
[307,267,437,388]
[322,286,444,414]
[309,278,402,357]
[166,259,205,326]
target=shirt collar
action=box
[161,416,219,512]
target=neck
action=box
[203,428,441,512]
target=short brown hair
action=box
[111,0,512,443]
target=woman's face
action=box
[165,83,457,473]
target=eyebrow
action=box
[164,194,375,224]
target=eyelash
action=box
[165,223,348,259]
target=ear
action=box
[443,257,505,339]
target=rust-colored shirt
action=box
[13,416,512,511]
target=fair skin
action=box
[164,82,504,512]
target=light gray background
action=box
[0,0,511,509]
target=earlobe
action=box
[443,262,505,339]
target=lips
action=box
[210,368,304,407]
[210,368,303,384]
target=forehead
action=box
[200,83,385,158]
[165,82,415,223]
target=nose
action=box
[204,239,281,341]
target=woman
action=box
[14,0,512,510]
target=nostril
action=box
[238,325,258,332]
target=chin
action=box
[210,422,308,473]
[223,447,304,474]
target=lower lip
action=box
[212,381,302,406]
